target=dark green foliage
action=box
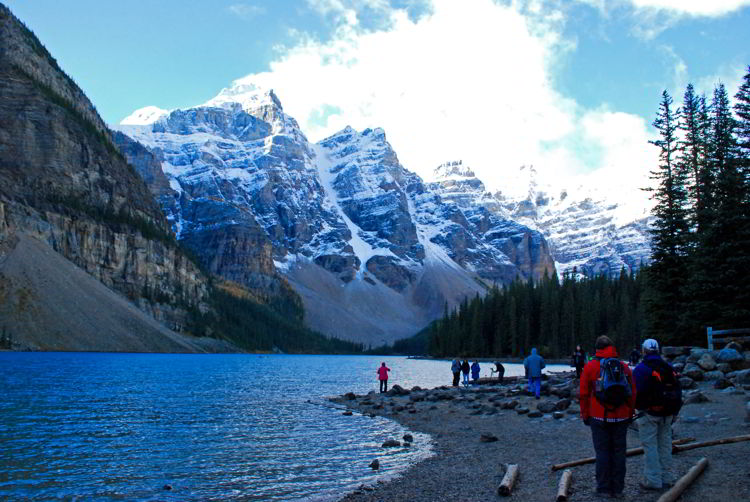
[645,70,750,345]
[422,271,644,358]
[191,288,364,354]
[644,91,691,340]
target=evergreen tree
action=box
[644,90,691,341]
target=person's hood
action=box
[531,348,538,356]
[595,346,618,358]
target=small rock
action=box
[537,401,557,413]
[672,362,685,373]
[369,459,380,470]
[342,410,353,416]
[528,410,543,418]
[381,439,401,448]
[714,378,732,390]
[480,434,499,442]
[516,407,530,415]
[555,398,572,410]
[501,400,519,410]
[343,392,357,400]
[163,484,173,491]
[682,416,700,424]
[683,363,704,381]
[697,353,717,371]
[684,391,710,404]
[408,408,417,414]
[716,363,733,373]
[567,408,580,415]
[703,370,724,380]
[553,411,564,419]
[403,434,413,443]
[679,376,696,390]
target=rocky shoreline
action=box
[331,345,750,501]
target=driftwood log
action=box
[672,434,750,453]
[551,438,696,471]
[555,469,572,502]
[497,464,519,496]
[656,457,709,502]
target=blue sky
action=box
[6,0,750,199]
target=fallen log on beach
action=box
[672,434,750,453]
[555,469,572,502]
[656,457,709,502]
[497,464,519,496]
[551,438,696,471]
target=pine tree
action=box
[644,90,691,341]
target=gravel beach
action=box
[332,373,750,502]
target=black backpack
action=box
[642,359,682,417]
[595,358,632,408]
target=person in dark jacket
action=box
[470,360,481,383]
[572,345,586,378]
[580,336,636,499]
[451,358,461,387]
[633,339,680,491]
[523,348,545,398]
[460,359,470,386]
[629,347,641,366]
[493,361,505,383]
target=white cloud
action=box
[221,0,655,206]
[227,3,266,19]
[629,0,750,17]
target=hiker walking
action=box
[633,339,682,491]
[460,359,470,386]
[451,358,461,387]
[470,360,481,383]
[580,335,636,499]
[571,345,586,379]
[377,362,391,393]
[523,348,545,399]
[629,347,641,366]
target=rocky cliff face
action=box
[0,5,215,349]
[492,165,652,277]
[117,84,556,344]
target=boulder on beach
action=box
[703,370,724,380]
[679,376,696,390]
[697,353,717,371]
[369,459,380,470]
[684,391,710,405]
[537,401,557,413]
[683,363,704,381]
[381,439,401,448]
[387,385,410,396]
[480,434,499,442]
[714,378,732,390]
[717,348,743,363]
[403,434,413,443]
[527,411,543,418]
[516,407,530,415]
[553,411,564,419]
[555,398,572,410]
[501,400,519,409]
[343,392,357,400]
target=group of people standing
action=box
[450,358,482,386]
[580,336,682,498]
[376,335,682,498]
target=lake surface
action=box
[0,353,567,500]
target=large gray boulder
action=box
[683,363,704,381]
[732,369,750,385]
[697,353,717,371]
[688,348,709,363]
[716,348,744,363]
[703,370,724,380]
[679,376,696,390]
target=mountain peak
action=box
[432,160,476,181]
[120,106,169,125]
[202,81,282,112]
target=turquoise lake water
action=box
[0,353,566,500]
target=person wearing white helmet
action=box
[633,338,683,492]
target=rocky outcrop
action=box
[0,5,215,350]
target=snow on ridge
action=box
[431,160,476,182]
[120,106,169,126]
[202,81,281,112]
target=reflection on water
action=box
[0,353,567,500]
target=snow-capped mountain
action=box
[115,84,556,344]
[424,162,652,277]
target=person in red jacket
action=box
[580,336,636,499]
[377,362,391,393]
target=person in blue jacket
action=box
[523,348,545,399]
[471,360,481,383]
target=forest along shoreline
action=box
[331,345,750,502]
